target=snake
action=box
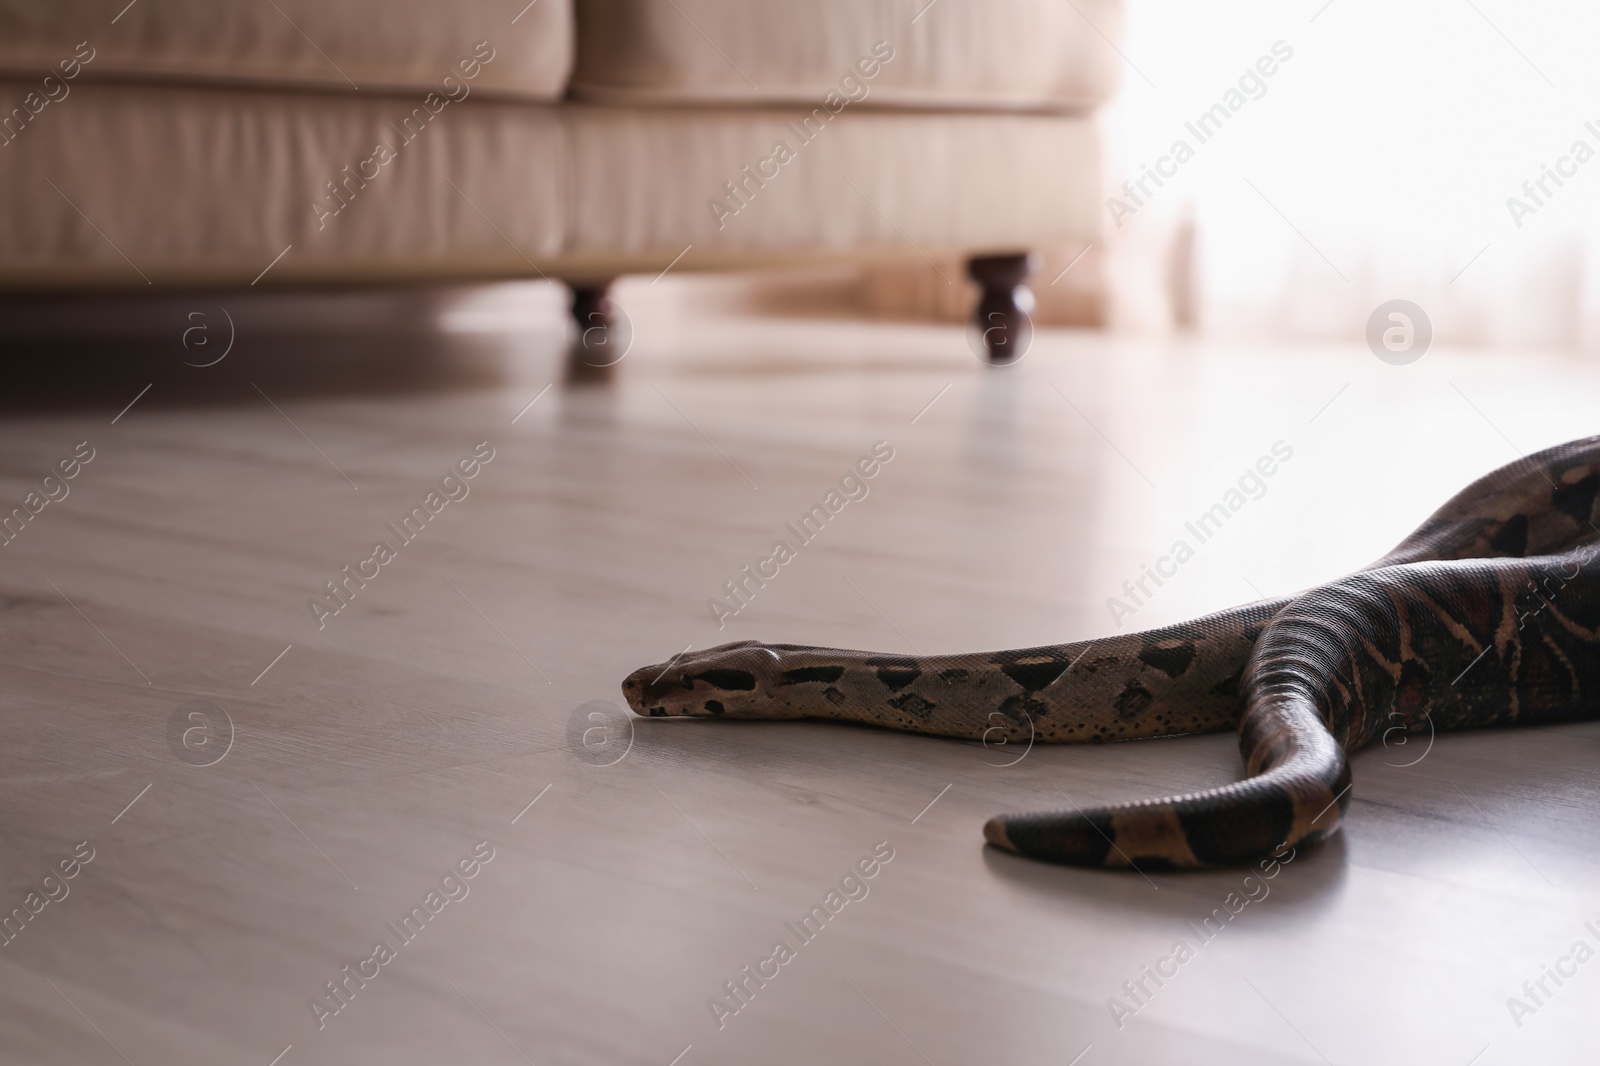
[621,437,1600,869]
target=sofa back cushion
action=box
[571,0,1121,112]
[0,0,573,100]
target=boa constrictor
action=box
[621,437,1600,869]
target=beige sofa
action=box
[0,0,1119,361]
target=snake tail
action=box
[985,545,1600,867]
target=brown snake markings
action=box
[622,437,1600,869]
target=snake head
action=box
[621,641,787,718]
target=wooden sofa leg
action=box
[966,253,1038,364]
[567,280,623,380]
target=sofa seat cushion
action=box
[0,83,1099,287]
[0,81,570,287]
[0,0,573,100]
[571,0,1121,112]
[563,105,1101,267]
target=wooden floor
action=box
[3,282,1600,1066]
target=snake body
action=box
[622,437,1600,868]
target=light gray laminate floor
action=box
[2,284,1598,1065]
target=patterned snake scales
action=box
[622,437,1600,869]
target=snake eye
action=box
[693,669,758,690]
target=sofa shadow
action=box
[0,286,565,415]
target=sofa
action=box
[0,0,1120,363]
